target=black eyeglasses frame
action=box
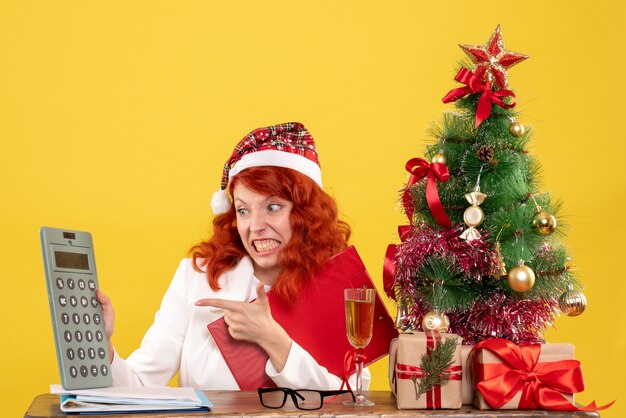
[257,387,355,410]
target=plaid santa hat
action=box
[211,122,322,214]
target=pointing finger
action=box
[195,298,244,311]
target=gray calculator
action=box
[41,227,112,389]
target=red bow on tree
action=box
[385,158,452,300]
[472,338,614,412]
[402,157,452,229]
[442,68,516,127]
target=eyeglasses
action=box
[258,387,355,410]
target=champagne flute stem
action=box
[356,358,363,397]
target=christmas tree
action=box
[385,25,587,344]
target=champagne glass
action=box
[344,288,375,406]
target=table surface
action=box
[25,391,600,418]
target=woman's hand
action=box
[195,282,292,371]
[96,289,115,363]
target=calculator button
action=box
[85,330,93,342]
[88,280,96,291]
[67,278,75,289]
[58,295,67,307]
[93,313,101,325]
[80,365,88,377]
[74,330,83,342]
[91,297,98,308]
[69,366,78,378]
[91,365,98,377]
[95,330,103,342]
[98,347,106,359]
[78,279,86,290]
[72,313,80,325]
[83,313,91,325]
[81,296,88,307]
[101,365,109,376]
[67,348,75,360]
[61,312,69,325]
[77,348,86,360]
[88,347,96,359]
[56,278,64,289]
[69,295,77,307]
[64,330,72,342]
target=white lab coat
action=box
[111,257,370,390]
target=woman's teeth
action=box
[253,239,280,253]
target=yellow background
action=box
[1,1,624,416]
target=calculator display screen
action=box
[54,251,89,270]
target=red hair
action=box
[190,166,351,301]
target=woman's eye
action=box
[236,208,249,216]
[268,204,281,212]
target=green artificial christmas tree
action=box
[385,25,587,344]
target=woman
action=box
[98,122,370,390]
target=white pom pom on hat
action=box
[211,122,323,215]
[210,189,231,215]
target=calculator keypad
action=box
[52,274,110,388]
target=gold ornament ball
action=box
[507,265,536,292]
[509,122,525,137]
[533,210,557,235]
[431,152,447,165]
[421,310,450,333]
[559,288,587,317]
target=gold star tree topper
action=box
[459,25,528,89]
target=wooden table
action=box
[24,391,600,417]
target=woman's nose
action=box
[249,212,267,233]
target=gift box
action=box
[461,344,474,405]
[389,332,462,409]
[472,338,578,410]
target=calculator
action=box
[41,227,112,390]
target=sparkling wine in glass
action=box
[344,288,375,406]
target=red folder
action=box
[207,246,398,390]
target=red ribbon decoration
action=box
[341,348,365,393]
[383,226,414,300]
[471,338,614,411]
[395,334,462,409]
[403,157,452,229]
[385,157,452,300]
[442,68,516,128]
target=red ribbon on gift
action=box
[403,157,452,229]
[442,68,516,128]
[471,338,614,411]
[396,334,461,409]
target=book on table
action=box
[50,385,212,413]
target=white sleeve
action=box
[110,260,190,387]
[264,341,371,391]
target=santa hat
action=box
[210,122,322,215]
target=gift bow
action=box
[402,157,452,229]
[442,68,516,127]
[472,338,614,411]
